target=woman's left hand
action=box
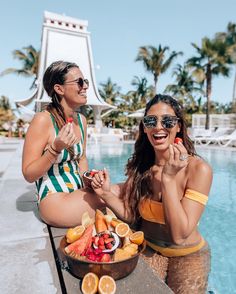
[91,168,111,198]
[162,142,189,177]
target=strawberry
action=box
[174,137,183,144]
[87,254,96,261]
[98,238,105,246]
[100,254,111,262]
[102,233,110,239]
[96,253,105,262]
[98,244,105,250]
[90,170,98,177]
[94,248,103,255]
[67,117,73,123]
[104,238,114,244]
[106,243,113,249]
[93,236,99,247]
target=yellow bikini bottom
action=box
[146,237,206,257]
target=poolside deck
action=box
[0,138,172,293]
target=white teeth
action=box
[153,134,167,139]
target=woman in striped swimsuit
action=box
[22,61,104,227]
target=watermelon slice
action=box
[65,224,93,255]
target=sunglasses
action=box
[64,78,89,88]
[143,115,179,129]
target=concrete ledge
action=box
[0,141,61,294]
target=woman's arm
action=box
[91,169,131,222]
[161,144,213,245]
[22,112,56,182]
[22,112,80,183]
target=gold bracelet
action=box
[48,145,60,157]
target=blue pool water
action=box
[87,143,236,294]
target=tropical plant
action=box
[164,63,205,126]
[216,22,236,109]
[131,76,154,106]
[0,96,15,130]
[98,77,121,106]
[0,45,40,89]
[135,45,182,93]
[187,37,231,129]
[98,78,122,126]
[165,63,204,109]
[0,95,12,110]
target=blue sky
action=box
[1,0,236,108]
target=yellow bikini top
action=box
[138,189,208,225]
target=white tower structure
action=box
[16,11,115,126]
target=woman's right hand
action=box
[91,168,111,199]
[53,122,79,152]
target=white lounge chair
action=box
[88,127,128,143]
[193,128,232,146]
[216,129,236,147]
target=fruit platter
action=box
[60,207,146,280]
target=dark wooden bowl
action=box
[59,236,146,280]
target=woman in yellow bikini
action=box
[91,94,213,293]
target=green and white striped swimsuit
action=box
[36,113,85,202]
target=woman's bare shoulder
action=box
[187,156,213,193]
[188,156,212,174]
[30,111,52,128]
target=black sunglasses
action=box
[64,78,89,88]
[143,115,179,129]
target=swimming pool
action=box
[87,143,236,294]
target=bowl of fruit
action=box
[60,208,146,280]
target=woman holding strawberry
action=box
[22,61,104,227]
[91,94,213,293]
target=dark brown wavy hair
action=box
[43,61,79,158]
[123,94,197,223]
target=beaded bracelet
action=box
[47,145,60,157]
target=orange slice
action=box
[98,275,116,294]
[129,231,144,245]
[66,225,85,243]
[115,222,130,238]
[110,218,122,228]
[81,272,99,294]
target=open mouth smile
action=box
[152,133,168,143]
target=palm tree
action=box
[98,77,121,106]
[0,95,11,110]
[98,78,121,127]
[187,37,231,129]
[135,45,182,93]
[165,63,203,97]
[0,45,39,89]
[216,22,236,106]
[0,96,15,129]
[165,63,204,111]
[131,76,154,106]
